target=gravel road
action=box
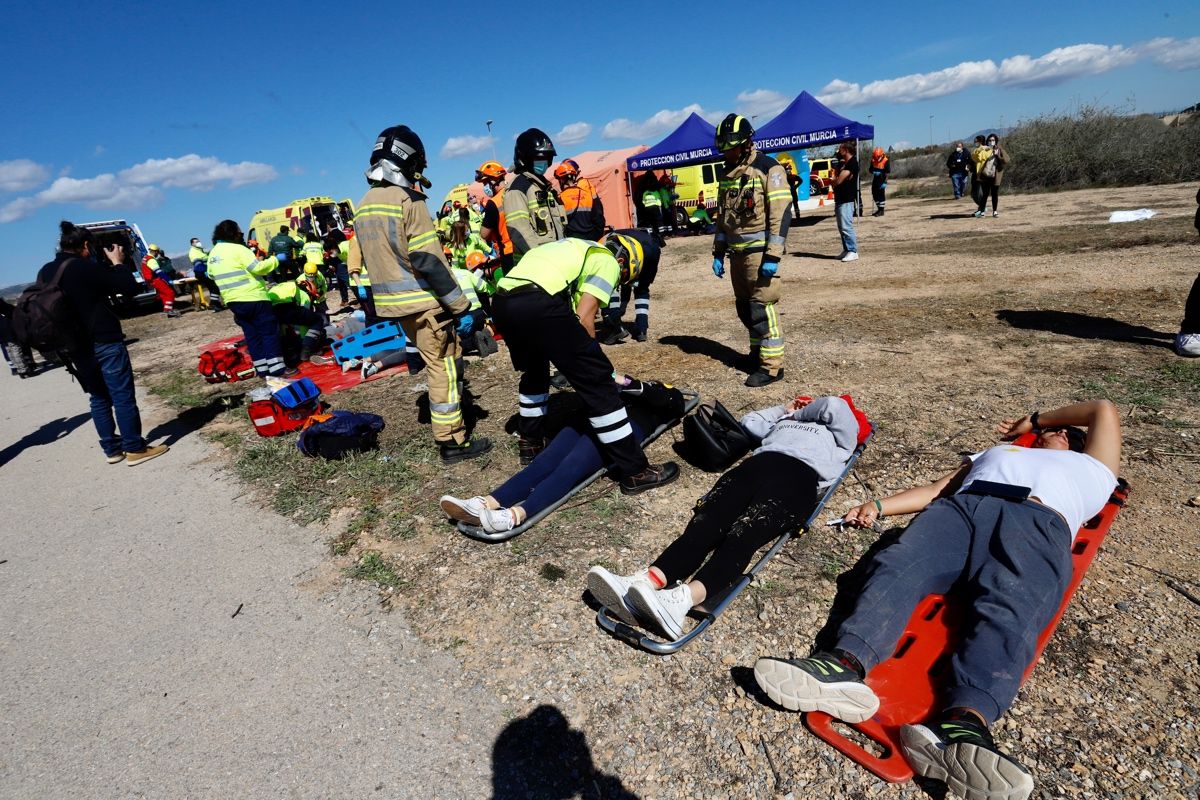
[0,365,507,799]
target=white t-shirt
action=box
[960,446,1117,538]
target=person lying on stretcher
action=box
[587,395,867,642]
[439,376,685,534]
[753,399,1121,800]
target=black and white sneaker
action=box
[752,652,879,722]
[900,718,1033,800]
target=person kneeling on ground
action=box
[440,376,684,534]
[752,399,1121,800]
[587,395,865,641]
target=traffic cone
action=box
[818,190,826,207]
[826,184,834,202]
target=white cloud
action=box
[890,140,912,151]
[553,122,592,146]
[997,44,1137,88]
[735,89,790,119]
[817,38,1198,108]
[0,153,275,223]
[817,60,997,107]
[1139,36,1200,70]
[93,145,105,156]
[0,159,50,193]
[602,103,723,140]
[119,154,277,189]
[440,135,493,159]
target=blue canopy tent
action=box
[625,112,719,171]
[625,113,719,227]
[752,91,874,151]
[753,91,875,213]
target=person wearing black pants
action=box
[599,228,660,343]
[490,238,677,493]
[588,395,864,641]
[1174,187,1200,357]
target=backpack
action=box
[681,400,757,472]
[11,258,80,352]
[982,155,998,179]
[297,410,385,459]
[198,348,256,383]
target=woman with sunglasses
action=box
[753,399,1121,800]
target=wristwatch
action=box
[1030,411,1041,431]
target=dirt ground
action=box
[124,182,1200,799]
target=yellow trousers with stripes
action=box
[729,251,784,374]
[398,307,465,444]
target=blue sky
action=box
[1,0,1197,286]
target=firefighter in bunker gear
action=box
[503,128,566,261]
[712,113,792,388]
[348,123,491,462]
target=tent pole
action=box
[854,139,862,217]
[627,169,638,228]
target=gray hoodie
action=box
[740,396,859,489]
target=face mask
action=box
[532,160,550,176]
[483,184,494,197]
[956,147,963,152]
[988,140,997,147]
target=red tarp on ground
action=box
[198,335,406,395]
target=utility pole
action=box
[928,115,934,147]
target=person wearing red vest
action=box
[141,244,179,318]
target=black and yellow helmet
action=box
[605,233,644,286]
[715,113,755,152]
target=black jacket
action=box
[946,149,972,175]
[36,253,140,347]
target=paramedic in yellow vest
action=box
[268,276,327,362]
[206,219,293,377]
[346,124,491,463]
[503,128,566,262]
[331,233,352,305]
[711,113,793,388]
[489,238,678,494]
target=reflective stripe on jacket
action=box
[503,172,565,258]
[206,241,282,303]
[713,147,793,261]
[347,184,467,318]
[498,238,619,310]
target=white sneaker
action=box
[341,357,362,373]
[439,495,488,525]
[840,251,859,262]
[361,361,380,380]
[992,211,1000,218]
[628,582,693,641]
[836,250,848,260]
[1176,333,1200,357]
[479,506,516,533]
[586,566,653,626]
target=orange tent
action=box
[461,145,650,229]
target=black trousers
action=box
[977,177,999,212]
[652,451,819,594]
[491,287,648,479]
[1182,273,1200,334]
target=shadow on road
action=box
[491,705,638,800]
[0,412,91,468]
[659,334,746,373]
[789,251,844,260]
[996,309,1174,349]
[145,396,244,447]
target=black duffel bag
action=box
[681,400,756,472]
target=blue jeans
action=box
[75,341,146,456]
[490,418,646,519]
[832,494,1072,723]
[835,202,857,253]
[950,172,969,198]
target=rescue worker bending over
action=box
[346,124,491,463]
[711,113,792,388]
[503,128,566,262]
[490,237,678,494]
[268,276,327,363]
[598,228,659,344]
[207,220,291,377]
[554,159,606,241]
[475,160,514,274]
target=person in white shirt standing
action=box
[752,399,1121,800]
